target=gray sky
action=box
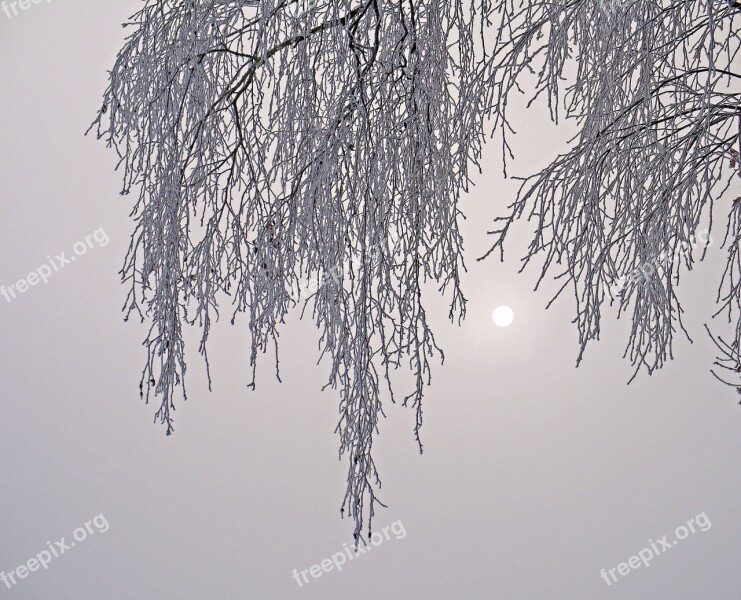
[1,2,740,599]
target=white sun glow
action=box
[492,305,515,328]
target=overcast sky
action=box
[1,2,740,599]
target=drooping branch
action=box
[91,0,493,542]
[480,0,740,383]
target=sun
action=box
[492,305,515,328]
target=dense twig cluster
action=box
[480,0,740,382]
[91,0,494,542]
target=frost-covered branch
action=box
[481,0,741,382]
[91,0,492,542]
